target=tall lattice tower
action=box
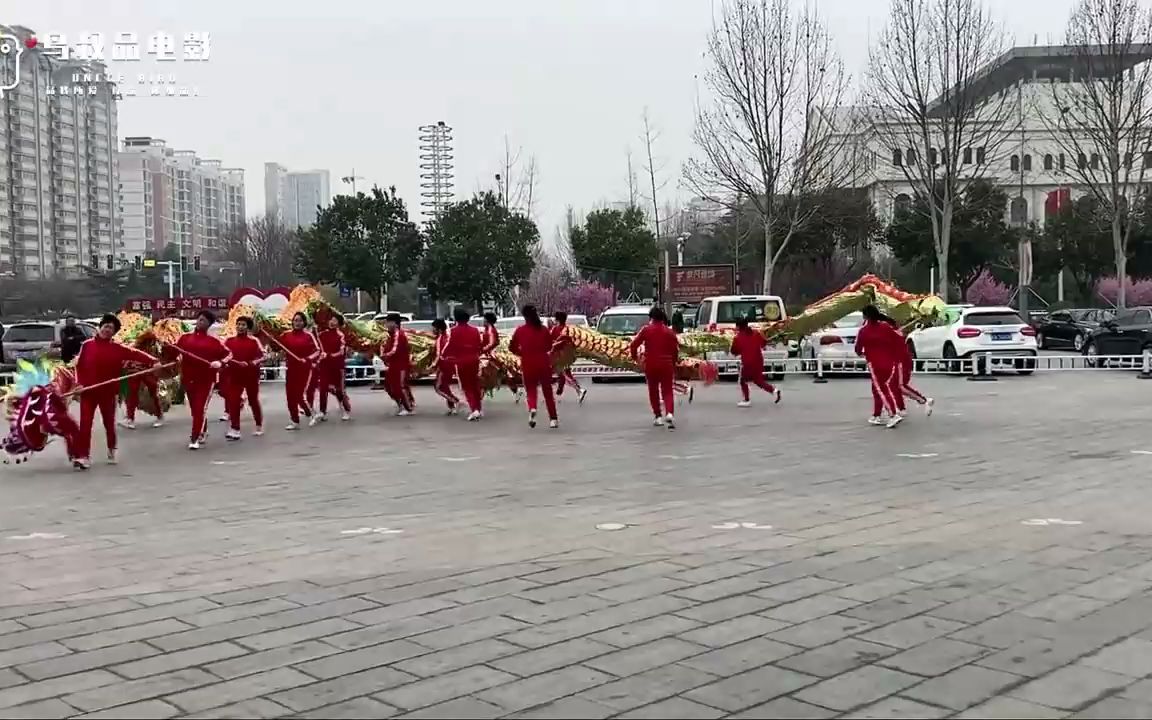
[418,121,455,219]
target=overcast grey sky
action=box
[27,0,1072,243]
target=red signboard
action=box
[124,296,230,319]
[661,264,737,304]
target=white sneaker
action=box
[308,415,321,427]
[151,419,165,428]
[467,411,480,422]
[664,413,676,429]
[925,398,935,417]
[341,412,351,421]
[319,413,329,423]
[578,388,588,404]
[886,413,905,429]
[285,423,299,431]
[396,409,412,417]
[653,416,665,427]
[528,409,537,428]
[188,441,201,450]
[218,415,228,422]
[514,389,523,404]
[868,416,887,425]
[774,388,783,404]
[548,419,559,429]
[253,426,265,436]
[225,429,241,441]
[73,458,90,470]
[107,450,118,465]
[737,400,752,408]
[118,419,136,430]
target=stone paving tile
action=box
[955,696,1070,718]
[767,613,875,648]
[489,638,617,677]
[475,665,615,714]
[296,696,400,718]
[853,696,951,718]
[509,696,616,719]
[902,665,1024,710]
[578,662,717,711]
[777,638,898,678]
[1010,664,1134,710]
[793,665,922,712]
[615,696,724,718]
[399,696,505,718]
[74,699,181,719]
[684,664,820,712]
[1081,637,1152,677]
[879,637,992,676]
[679,636,802,677]
[182,697,294,719]
[168,667,318,714]
[1,698,82,719]
[377,665,519,712]
[727,696,836,719]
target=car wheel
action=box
[1073,333,1085,352]
[1084,341,1098,368]
[1036,331,1047,349]
[942,342,961,373]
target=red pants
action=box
[901,362,927,404]
[75,392,118,459]
[739,367,776,401]
[285,364,314,424]
[317,361,350,414]
[555,369,582,395]
[523,364,557,420]
[644,363,676,417]
[185,378,215,442]
[125,374,160,420]
[869,363,906,416]
[385,366,413,411]
[434,364,459,409]
[225,372,263,431]
[455,360,483,413]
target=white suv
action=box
[907,305,1038,374]
[695,295,790,378]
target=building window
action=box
[906,148,917,165]
[1124,152,1134,168]
[975,147,986,164]
[1010,155,1020,171]
[1144,151,1152,168]
[1010,196,1028,225]
[928,148,938,166]
[1059,153,1066,170]
[1090,153,1101,170]
[963,147,973,164]
[1022,154,1032,171]
[1077,153,1087,169]
[1044,154,1054,170]
[894,193,912,215]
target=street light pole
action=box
[340,171,374,309]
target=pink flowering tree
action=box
[964,270,1013,306]
[557,281,616,318]
[1095,277,1152,306]
[519,264,568,314]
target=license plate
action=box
[991,333,1012,341]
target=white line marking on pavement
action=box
[897,453,939,459]
[658,454,708,460]
[211,461,246,466]
[1021,518,1083,526]
[595,523,629,531]
[712,522,772,530]
[6,533,67,540]
[439,456,480,462]
[1131,450,1152,455]
[341,527,404,535]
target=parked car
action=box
[2,320,97,364]
[695,294,790,378]
[799,311,866,372]
[906,305,1037,374]
[1035,308,1113,351]
[1082,306,1152,367]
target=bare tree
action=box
[1043,0,1152,308]
[864,0,1015,300]
[219,216,300,288]
[685,0,854,293]
[626,148,640,208]
[522,155,540,222]
[640,109,669,242]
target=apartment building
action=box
[0,24,120,279]
[118,137,245,261]
[264,162,330,228]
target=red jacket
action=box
[629,321,679,367]
[277,329,321,370]
[855,320,905,367]
[444,323,482,365]
[318,328,346,367]
[482,324,500,354]
[510,323,553,372]
[434,333,453,370]
[550,323,573,352]
[176,330,232,384]
[730,329,767,366]
[224,335,265,379]
[75,337,156,397]
[382,328,411,371]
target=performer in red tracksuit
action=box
[223,316,266,439]
[274,312,322,430]
[175,310,232,449]
[72,313,159,469]
[316,314,352,421]
[551,312,587,403]
[121,359,165,430]
[510,305,559,429]
[629,307,680,428]
[381,313,414,415]
[446,307,484,420]
[482,312,519,401]
[431,318,459,415]
[855,304,908,428]
[730,317,782,407]
[882,315,933,415]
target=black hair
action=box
[197,309,216,324]
[453,307,470,324]
[483,311,498,324]
[99,313,121,332]
[522,304,543,328]
[331,313,346,327]
[862,305,882,322]
[648,307,668,324]
[237,316,254,330]
[292,311,309,326]
[431,318,448,332]
[735,316,750,329]
[553,310,568,323]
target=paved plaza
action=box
[0,371,1151,718]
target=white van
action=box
[581,305,653,381]
[695,295,790,378]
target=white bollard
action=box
[813,355,827,383]
[967,351,997,382]
[1140,349,1152,379]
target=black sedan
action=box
[1035,308,1114,351]
[1082,306,1152,366]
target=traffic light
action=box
[89,253,99,269]
[106,255,114,271]
[180,256,188,272]
[133,256,142,270]
[192,255,201,272]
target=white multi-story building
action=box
[117,137,245,261]
[830,45,1152,227]
[264,163,330,228]
[0,24,120,279]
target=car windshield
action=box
[4,325,55,342]
[598,314,648,336]
[406,321,433,333]
[833,313,863,329]
[965,312,1024,326]
[716,300,784,323]
[569,316,589,327]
